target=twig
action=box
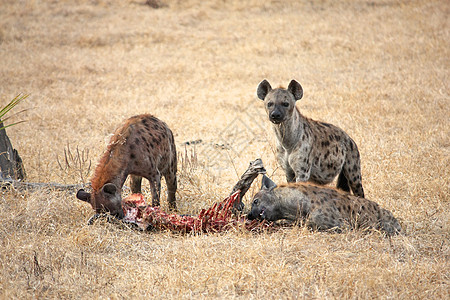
[0,178,87,192]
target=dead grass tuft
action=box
[0,0,448,298]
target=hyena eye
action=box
[267,102,274,108]
[282,102,289,107]
[253,199,259,205]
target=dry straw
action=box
[0,0,448,298]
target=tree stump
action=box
[0,121,85,191]
[0,122,26,181]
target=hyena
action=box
[257,79,365,198]
[248,175,401,235]
[76,114,177,218]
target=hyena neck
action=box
[91,150,128,192]
[267,200,301,222]
[276,189,310,221]
[274,107,307,150]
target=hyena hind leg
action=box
[130,175,143,194]
[306,207,343,232]
[378,208,402,235]
[336,169,350,193]
[343,163,365,198]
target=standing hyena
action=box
[248,175,401,235]
[76,114,177,219]
[257,79,365,198]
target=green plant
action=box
[0,94,28,130]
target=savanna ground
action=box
[0,0,448,298]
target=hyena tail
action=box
[336,169,350,193]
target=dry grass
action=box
[0,0,448,298]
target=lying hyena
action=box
[76,114,177,218]
[248,175,401,235]
[257,79,364,197]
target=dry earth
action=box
[0,0,448,298]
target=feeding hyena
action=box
[257,79,365,198]
[76,114,177,219]
[248,175,401,235]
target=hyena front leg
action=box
[277,147,295,182]
[285,165,296,183]
[288,151,312,183]
[164,171,177,211]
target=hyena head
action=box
[248,175,282,221]
[76,183,124,219]
[256,79,303,124]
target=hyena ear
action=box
[76,189,91,203]
[102,183,117,196]
[287,79,303,101]
[261,175,277,191]
[257,79,272,100]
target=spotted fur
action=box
[248,175,400,235]
[76,114,177,218]
[257,79,364,197]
